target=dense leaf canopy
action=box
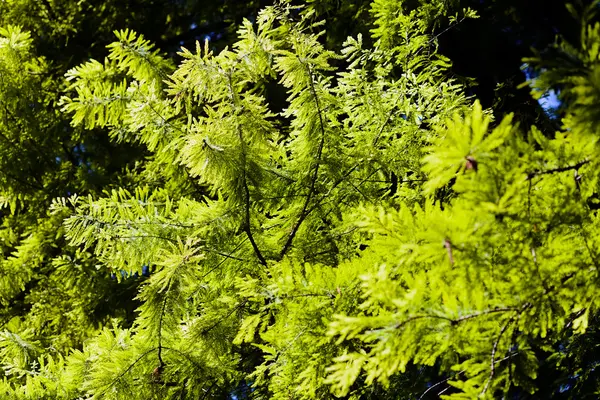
[0,0,598,399]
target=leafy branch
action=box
[279,63,327,260]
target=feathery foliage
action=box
[0,0,599,399]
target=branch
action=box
[393,314,453,329]
[412,15,470,60]
[162,346,206,373]
[481,314,516,396]
[201,240,248,280]
[372,98,399,146]
[393,307,520,330]
[118,41,170,81]
[526,159,590,180]
[227,72,267,266]
[279,291,335,300]
[136,86,186,136]
[242,177,267,266]
[82,214,226,231]
[454,306,522,323]
[113,234,178,243]
[199,300,248,335]
[188,238,249,300]
[418,354,518,400]
[98,348,157,397]
[352,178,427,184]
[277,161,362,260]
[155,255,196,373]
[418,372,462,400]
[203,248,249,262]
[279,63,327,260]
[157,295,168,368]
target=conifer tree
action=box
[0,0,279,387]
[0,0,599,399]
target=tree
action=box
[0,0,376,365]
[0,0,280,380]
[0,0,600,399]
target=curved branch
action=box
[279,63,327,260]
[480,314,516,396]
[227,72,267,266]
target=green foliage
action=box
[0,0,600,399]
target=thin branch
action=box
[136,86,186,136]
[279,292,335,300]
[243,203,267,265]
[481,314,516,396]
[97,348,157,397]
[199,300,248,335]
[113,234,178,243]
[508,310,524,389]
[527,178,532,221]
[203,248,249,262]
[177,378,188,399]
[429,16,468,46]
[372,99,399,146]
[118,41,170,82]
[304,227,358,246]
[157,296,168,368]
[81,212,231,231]
[279,63,327,260]
[418,371,465,400]
[454,307,521,323]
[155,254,197,372]
[412,15,469,61]
[200,380,219,400]
[261,194,309,200]
[264,167,296,182]
[202,239,248,279]
[313,162,362,204]
[393,314,453,329]
[351,178,427,184]
[162,346,206,372]
[278,161,362,259]
[526,159,590,180]
[417,354,518,400]
[227,72,267,266]
[393,307,520,330]
[346,175,369,200]
[188,238,249,300]
[437,386,451,397]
